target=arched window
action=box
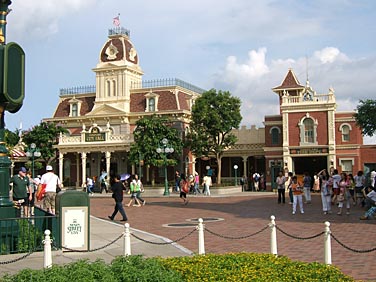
[149,97,155,111]
[340,123,352,142]
[271,127,280,145]
[112,80,116,97]
[106,80,111,97]
[304,118,314,143]
[298,114,318,145]
[71,103,78,117]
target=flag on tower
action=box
[113,14,120,27]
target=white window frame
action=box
[339,123,352,142]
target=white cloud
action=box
[314,47,350,64]
[214,47,376,129]
[7,0,96,39]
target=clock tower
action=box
[91,27,143,113]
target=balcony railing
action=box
[59,85,95,96]
[131,78,205,94]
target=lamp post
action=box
[156,138,174,196]
[26,143,41,179]
[233,165,238,186]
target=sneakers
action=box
[292,211,296,214]
[142,200,146,206]
[108,216,114,221]
[301,211,304,214]
[120,218,128,222]
[360,215,368,220]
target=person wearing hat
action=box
[40,165,62,215]
[9,167,32,217]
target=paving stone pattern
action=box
[91,193,375,281]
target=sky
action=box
[4,0,376,143]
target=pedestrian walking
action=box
[134,174,145,206]
[126,175,141,207]
[179,173,189,205]
[108,174,128,222]
[202,174,212,196]
[285,172,294,204]
[337,172,350,215]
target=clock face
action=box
[303,92,313,101]
[105,42,118,60]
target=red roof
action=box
[272,69,304,91]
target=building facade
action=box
[42,27,376,190]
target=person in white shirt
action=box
[40,165,62,215]
[370,170,376,188]
[202,175,212,196]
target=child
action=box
[290,176,304,214]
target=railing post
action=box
[124,223,131,256]
[198,218,205,255]
[43,229,52,268]
[270,215,278,255]
[324,221,332,265]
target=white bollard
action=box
[324,221,332,265]
[198,218,205,255]
[43,229,52,268]
[270,215,278,255]
[124,223,131,256]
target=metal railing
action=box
[131,78,205,94]
[0,209,59,255]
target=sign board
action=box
[85,132,105,142]
[61,206,89,250]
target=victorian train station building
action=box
[42,26,376,190]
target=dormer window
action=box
[145,91,159,112]
[149,97,155,111]
[340,123,352,142]
[68,98,82,117]
[72,104,78,117]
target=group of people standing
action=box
[10,165,62,216]
[275,168,376,219]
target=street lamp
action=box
[25,143,41,179]
[233,164,238,186]
[156,138,174,196]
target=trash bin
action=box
[56,190,90,251]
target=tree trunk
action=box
[216,155,222,185]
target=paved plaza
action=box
[91,192,375,281]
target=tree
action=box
[4,128,20,148]
[354,99,376,137]
[186,88,242,184]
[22,121,68,165]
[128,116,183,177]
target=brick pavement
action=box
[91,193,375,281]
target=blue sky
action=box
[5,0,376,142]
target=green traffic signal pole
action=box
[0,0,25,219]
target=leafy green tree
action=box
[4,128,20,148]
[354,99,376,136]
[22,121,68,165]
[186,89,242,184]
[128,116,183,178]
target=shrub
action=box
[1,253,354,282]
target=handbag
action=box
[36,184,47,201]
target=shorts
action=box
[13,197,27,206]
[26,193,35,207]
[43,192,56,211]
